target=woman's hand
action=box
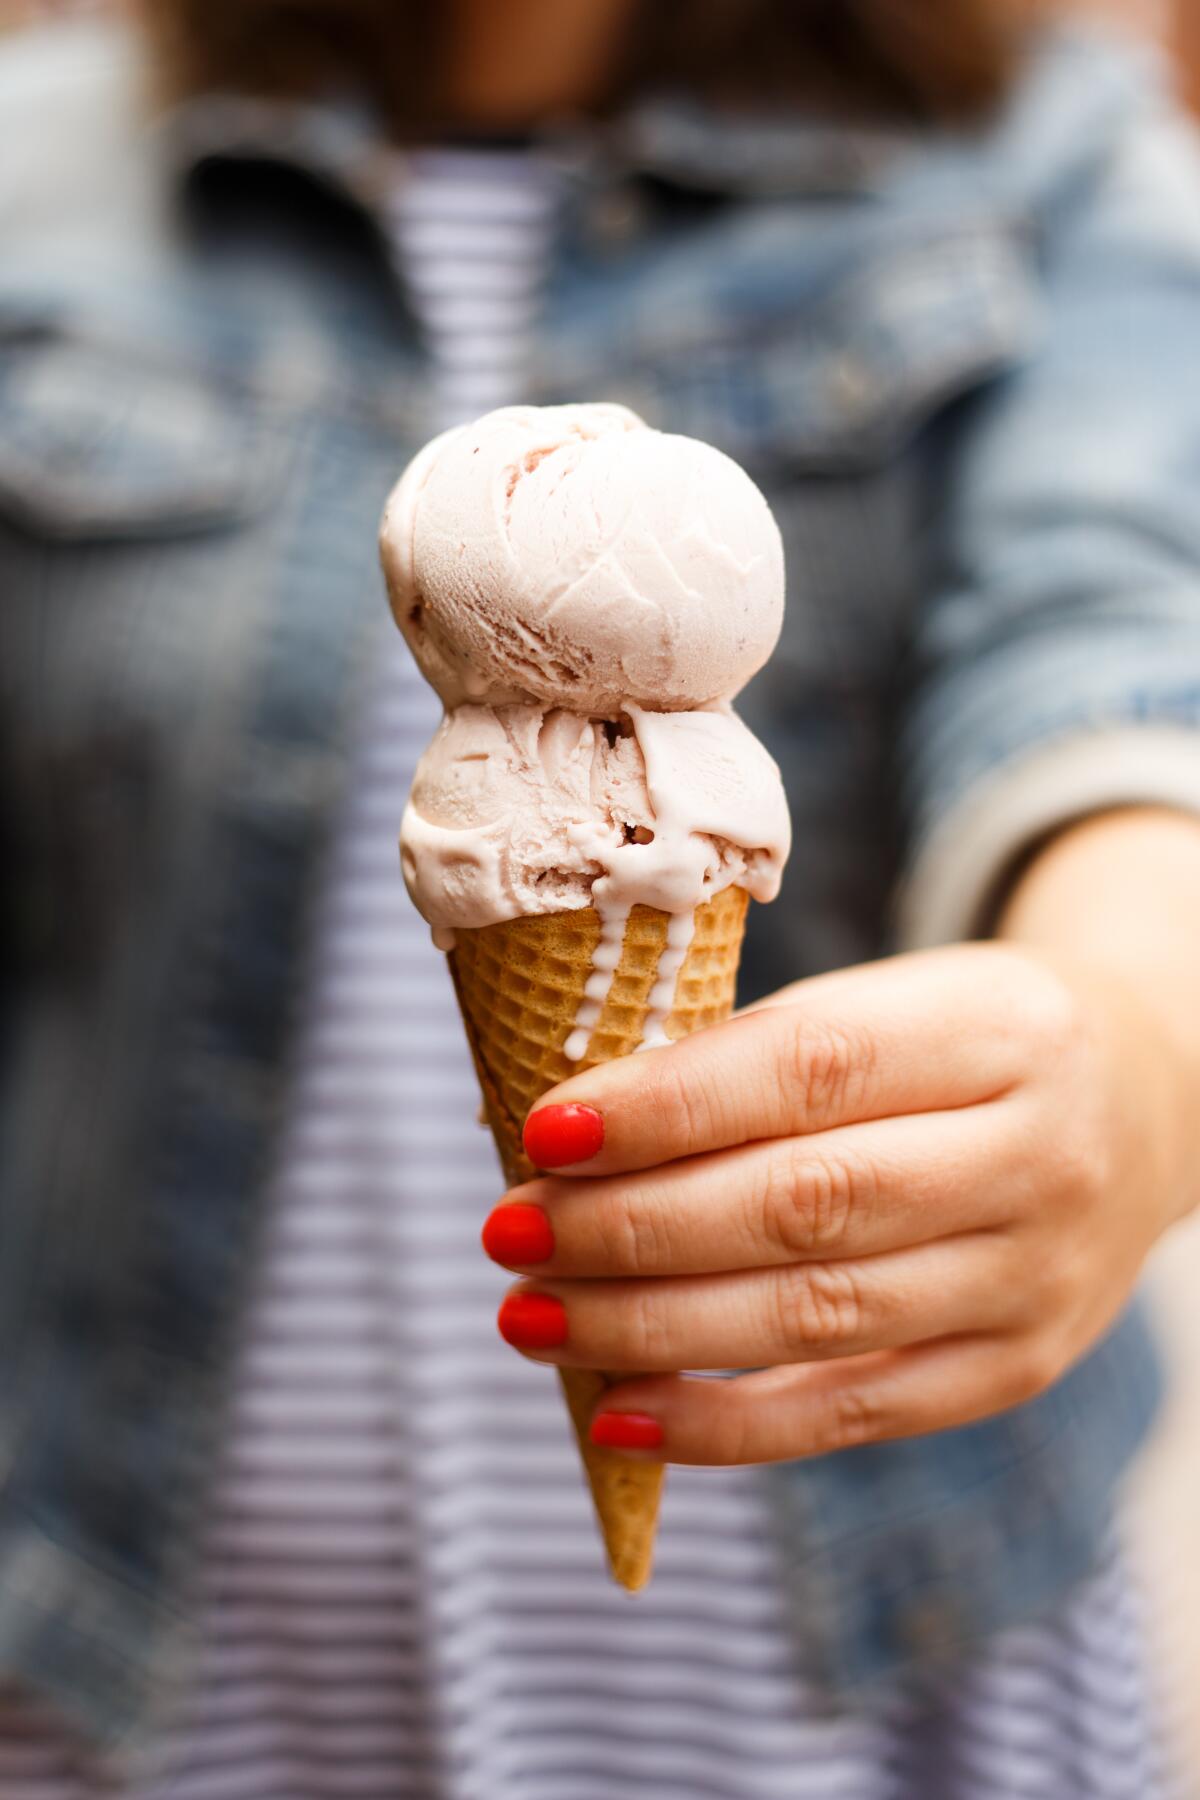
[482,932,1197,1466]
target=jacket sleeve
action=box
[895,80,1200,947]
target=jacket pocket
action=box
[0,318,284,540]
[601,219,1041,473]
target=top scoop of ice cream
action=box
[380,403,784,713]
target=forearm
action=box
[996,803,1200,1222]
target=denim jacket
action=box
[2,16,1200,1749]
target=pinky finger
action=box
[590,1334,1065,1468]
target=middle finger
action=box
[488,1100,1030,1279]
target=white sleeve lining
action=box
[894,726,1200,950]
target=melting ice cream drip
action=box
[563,904,630,1064]
[563,903,696,1065]
[386,405,793,1074]
[640,909,696,1050]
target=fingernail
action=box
[482,1204,554,1265]
[523,1102,604,1169]
[588,1412,664,1452]
[497,1292,567,1350]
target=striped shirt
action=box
[0,146,1174,1800]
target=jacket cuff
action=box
[895,727,1200,949]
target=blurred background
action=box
[1035,14,1200,1796]
[1,0,1198,1789]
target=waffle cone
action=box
[448,884,748,1591]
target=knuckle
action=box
[1004,1333,1063,1407]
[1017,1244,1075,1322]
[776,1262,865,1355]
[1021,965,1085,1061]
[710,1399,758,1467]
[757,1147,818,1260]
[651,1042,746,1159]
[984,952,1083,1080]
[1048,1128,1109,1214]
[620,1285,675,1369]
[762,1146,868,1259]
[805,1147,876,1254]
[607,1182,671,1277]
[808,1384,884,1455]
[643,1056,704,1157]
[787,1014,876,1129]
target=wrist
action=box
[996,807,1200,1229]
[1087,958,1200,1231]
[1028,945,1200,1236]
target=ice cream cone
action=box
[383,404,789,1586]
[448,883,748,1591]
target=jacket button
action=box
[586,183,646,250]
[828,352,876,418]
[900,1599,956,1654]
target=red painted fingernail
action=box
[497,1292,567,1350]
[482,1204,554,1265]
[523,1102,604,1168]
[589,1412,665,1452]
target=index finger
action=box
[522,943,1026,1177]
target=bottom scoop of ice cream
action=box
[400,703,789,932]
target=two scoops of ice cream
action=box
[383,401,791,1042]
[380,402,791,1590]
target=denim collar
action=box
[156,83,918,229]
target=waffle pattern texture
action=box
[449,884,748,1589]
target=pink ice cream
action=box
[381,402,790,1050]
[400,702,787,929]
[382,402,784,713]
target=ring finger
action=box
[498,1231,1026,1372]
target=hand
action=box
[482,940,1194,1466]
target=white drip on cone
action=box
[563,903,631,1063]
[563,903,696,1065]
[639,909,695,1050]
